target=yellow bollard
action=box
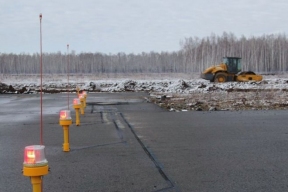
[79,94,85,115]
[59,110,72,152]
[31,176,42,192]
[82,91,87,108]
[73,98,81,126]
[23,145,49,192]
[62,125,70,151]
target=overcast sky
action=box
[1,0,288,54]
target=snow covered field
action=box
[1,73,288,111]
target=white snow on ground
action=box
[1,73,288,111]
[1,74,288,94]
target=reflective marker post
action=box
[23,145,49,192]
[59,110,72,152]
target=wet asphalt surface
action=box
[1,92,288,192]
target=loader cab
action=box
[223,57,241,74]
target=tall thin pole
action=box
[39,13,43,145]
[67,44,69,109]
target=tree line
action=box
[1,32,288,74]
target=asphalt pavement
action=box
[1,92,288,192]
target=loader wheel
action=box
[214,73,227,83]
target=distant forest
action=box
[1,32,288,74]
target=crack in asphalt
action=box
[88,103,179,191]
[120,112,179,192]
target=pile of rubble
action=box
[148,89,288,111]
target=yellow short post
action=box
[31,176,42,192]
[23,145,49,192]
[73,98,81,126]
[62,125,70,151]
[59,110,72,152]
[82,91,87,108]
[79,96,85,115]
[73,107,80,125]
